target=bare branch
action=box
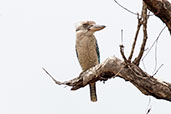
[119,45,128,64]
[142,26,166,61]
[43,0,171,104]
[44,56,171,102]
[128,14,143,62]
[133,3,148,65]
[120,29,123,45]
[42,67,63,85]
[152,64,164,76]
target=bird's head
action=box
[75,21,105,36]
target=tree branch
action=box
[133,3,148,65]
[128,14,143,62]
[43,56,171,102]
[43,1,171,103]
[143,0,171,34]
[119,44,128,64]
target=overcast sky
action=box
[0,0,171,114]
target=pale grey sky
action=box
[0,0,171,114]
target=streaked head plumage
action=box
[75,21,105,34]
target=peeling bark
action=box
[143,0,171,34]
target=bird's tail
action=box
[89,82,97,102]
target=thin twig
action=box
[145,97,152,114]
[153,38,158,73]
[146,106,151,114]
[128,14,143,62]
[142,26,166,61]
[152,64,164,76]
[120,29,128,65]
[152,26,166,73]
[120,45,128,64]
[113,0,138,15]
[42,67,63,85]
[133,2,148,66]
[121,29,123,45]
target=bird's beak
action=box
[89,24,106,31]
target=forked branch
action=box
[133,3,148,65]
[128,14,143,63]
[43,56,171,102]
[43,1,171,103]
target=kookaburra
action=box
[75,21,105,102]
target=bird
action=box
[75,21,105,102]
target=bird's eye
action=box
[83,24,89,28]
